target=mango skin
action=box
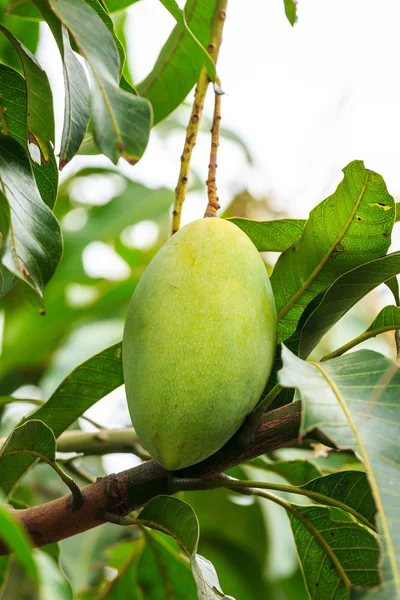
[122,218,277,471]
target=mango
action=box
[122,218,277,470]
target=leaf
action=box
[297,251,400,358]
[288,505,380,599]
[0,342,123,495]
[324,305,400,360]
[35,549,73,600]
[6,0,140,17]
[0,63,58,208]
[0,396,43,407]
[96,539,143,598]
[228,217,305,252]
[47,0,151,165]
[0,14,40,70]
[158,0,216,81]
[0,420,82,506]
[303,471,376,527]
[385,276,399,305]
[279,347,400,598]
[283,0,297,26]
[137,495,234,599]
[270,161,395,344]
[0,25,55,160]
[248,456,322,486]
[137,0,217,125]
[0,503,38,583]
[0,133,62,300]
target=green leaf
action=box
[0,25,55,160]
[0,503,38,583]
[0,342,123,495]
[0,63,58,208]
[158,0,215,81]
[47,0,151,164]
[33,0,90,168]
[0,556,10,593]
[137,495,233,599]
[248,456,322,486]
[270,161,395,344]
[323,305,400,360]
[385,276,399,305]
[279,347,400,598]
[0,396,43,407]
[35,549,73,600]
[283,0,297,26]
[0,420,82,506]
[227,217,305,252]
[0,133,62,300]
[288,505,380,599]
[95,539,142,598]
[0,15,39,69]
[297,251,400,358]
[137,0,217,125]
[303,471,376,527]
[6,0,140,17]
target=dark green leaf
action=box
[0,63,58,208]
[279,348,400,598]
[0,15,39,69]
[0,133,62,299]
[289,505,380,598]
[228,217,305,252]
[303,471,376,527]
[271,161,395,344]
[0,25,55,160]
[137,0,216,124]
[385,276,399,305]
[0,342,123,494]
[47,0,151,164]
[138,495,233,599]
[297,251,400,358]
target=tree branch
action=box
[0,401,300,554]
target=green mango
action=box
[122,218,277,470]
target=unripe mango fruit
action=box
[122,218,277,470]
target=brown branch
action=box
[204,79,222,218]
[171,0,228,235]
[0,402,301,554]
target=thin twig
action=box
[204,79,222,217]
[171,0,228,235]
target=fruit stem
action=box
[204,77,223,218]
[170,0,229,235]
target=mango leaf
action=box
[0,25,54,161]
[0,556,10,593]
[6,0,139,18]
[0,63,58,209]
[137,0,216,125]
[0,342,123,494]
[323,305,400,361]
[385,276,399,305]
[248,457,322,486]
[279,347,400,599]
[0,396,42,407]
[137,495,234,599]
[35,549,73,600]
[0,503,38,583]
[0,13,39,71]
[0,420,82,505]
[0,134,62,300]
[228,217,305,252]
[158,0,215,81]
[303,471,376,527]
[270,161,395,344]
[288,505,380,599]
[47,0,151,165]
[296,251,400,359]
[283,0,297,25]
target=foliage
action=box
[0,1,399,599]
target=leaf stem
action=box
[321,324,400,362]
[170,0,228,235]
[204,78,222,218]
[172,475,376,531]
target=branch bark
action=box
[1,401,301,554]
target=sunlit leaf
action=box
[228,217,305,252]
[271,161,395,344]
[279,347,400,598]
[248,456,322,486]
[283,0,297,26]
